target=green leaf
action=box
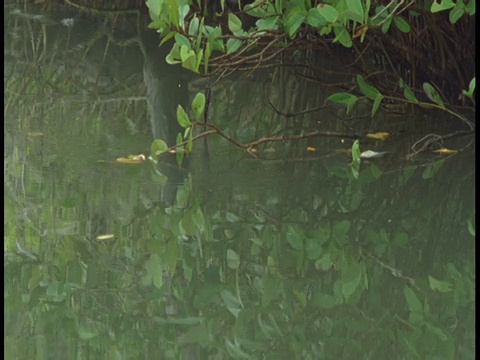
[165,53,181,65]
[160,31,177,46]
[177,105,192,128]
[371,95,383,117]
[462,77,475,97]
[195,48,203,72]
[306,238,323,260]
[286,225,304,250]
[342,261,364,301]
[465,0,475,14]
[203,40,211,74]
[333,220,351,241]
[294,290,307,308]
[226,211,241,223]
[143,254,163,289]
[328,92,358,114]
[351,139,361,162]
[328,92,357,104]
[428,276,453,293]
[164,0,179,26]
[226,38,243,53]
[228,13,242,33]
[146,0,161,17]
[333,25,352,47]
[188,15,200,35]
[307,8,327,27]
[317,4,339,23]
[422,82,445,108]
[192,92,206,121]
[393,16,411,33]
[178,4,190,29]
[315,253,333,271]
[180,214,196,236]
[256,16,279,30]
[221,290,242,318]
[176,133,185,166]
[346,0,364,22]
[350,140,361,179]
[176,186,188,208]
[284,9,306,37]
[175,33,191,49]
[227,249,240,270]
[357,75,382,100]
[449,6,465,23]
[192,206,205,232]
[431,0,456,13]
[180,45,197,72]
[403,286,423,314]
[380,16,392,33]
[150,139,169,161]
[399,78,418,102]
[187,130,193,152]
[467,219,475,236]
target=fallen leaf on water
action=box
[115,154,146,164]
[306,146,317,152]
[432,148,458,154]
[360,150,389,159]
[366,132,390,140]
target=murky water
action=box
[4,3,475,359]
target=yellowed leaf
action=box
[96,234,114,241]
[366,132,390,141]
[352,25,368,39]
[432,148,458,154]
[306,146,317,152]
[115,154,146,164]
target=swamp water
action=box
[4,3,475,359]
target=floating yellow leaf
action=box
[366,132,390,140]
[115,154,146,164]
[432,148,458,154]
[360,150,389,159]
[306,146,317,152]
[96,234,114,241]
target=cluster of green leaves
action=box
[147,0,475,70]
[328,75,476,121]
[430,0,476,24]
[150,91,206,165]
[146,1,475,124]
